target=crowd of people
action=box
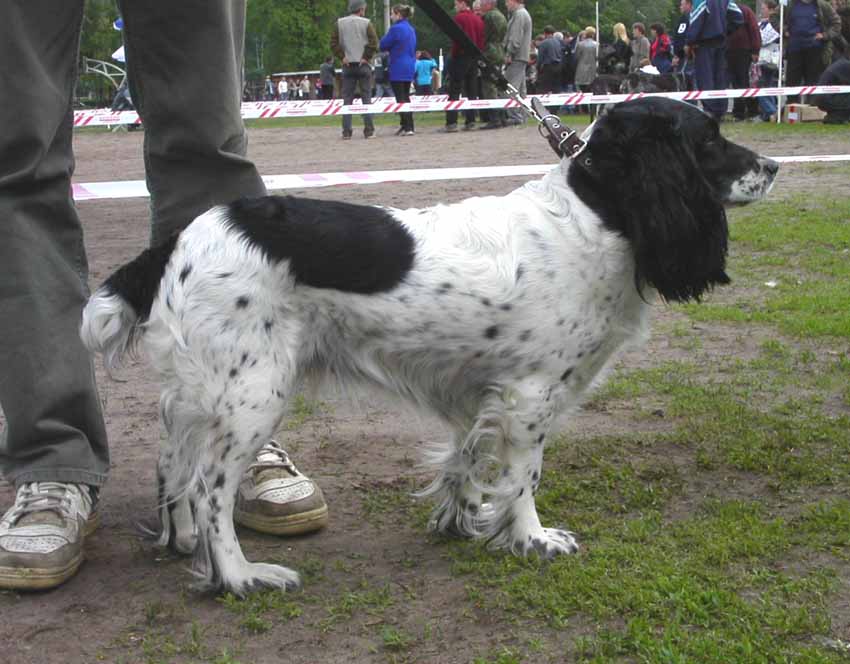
[315,0,850,135]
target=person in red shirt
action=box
[649,23,674,73]
[726,2,761,120]
[443,0,485,132]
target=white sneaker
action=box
[234,441,328,536]
[0,482,98,590]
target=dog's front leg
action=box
[484,379,578,559]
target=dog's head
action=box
[567,97,778,302]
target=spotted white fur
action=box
[80,104,777,595]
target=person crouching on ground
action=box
[816,37,850,122]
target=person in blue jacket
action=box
[380,4,417,135]
[685,0,743,120]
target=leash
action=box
[413,0,586,159]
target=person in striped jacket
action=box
[685,0,744,120]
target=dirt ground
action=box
[0,119,848,664]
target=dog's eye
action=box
[583,156,592,168]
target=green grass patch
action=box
[591,344,850,485]
[283,394,325,430]
[680,196,850,338]
[319,580,395,632]
[448,489,849,663]
[218,588,303,634]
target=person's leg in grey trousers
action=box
[355,64,375,136]
[118,0,267,246]
[340,63,375,138]
[0,1,110,489]
[1,0,267,488]
[341,65,358,137]
[505,61,528,123]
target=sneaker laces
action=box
[248,441,299,482]
[9,482,91,527]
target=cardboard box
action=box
[782,103,827,123]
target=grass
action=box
[283,393,324,430]
[218,589,303,634]
[319,580,395,632]
[679,196,850,338]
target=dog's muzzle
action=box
[727,157,780,204]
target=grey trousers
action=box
[340,63,375,136]
[505,61,528,123]
[0,1,266,488]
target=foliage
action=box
[528,0,677,41]
[78,0,123,104]
[244,0,340,77]
[78,0,691,89]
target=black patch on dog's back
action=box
[228,196,415,294]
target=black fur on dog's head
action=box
[568,97,778,303]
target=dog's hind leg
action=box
[154,386,203,555]
[421,429,487,538]
[481,379,578,559]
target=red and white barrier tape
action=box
[71,155,850,201]
[73,85,850,127]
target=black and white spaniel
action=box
[81,98,778,595]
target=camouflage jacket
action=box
[483,8,508,65]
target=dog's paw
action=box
[219,562,301,597]
[513,527,579,560]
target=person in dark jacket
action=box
[319,56,336,99]
[816,39,850,122]
[784,0,842,88]
[537,25,564,92]
[685,0,744,120]
[611,22,632,74]
[444,0,484,132]
[560,30,578,93]
[836,0,850,47]
[726,2,761,120]
[672,0,695,88]
[379,4,417,136]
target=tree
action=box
[245,0,340,76]
[525,0,676,42]
[78,0,123,105]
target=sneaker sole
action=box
[234,504,328,536]
[0,553,84,590]
[0,512,99,591]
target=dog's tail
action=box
[80,234,179,370]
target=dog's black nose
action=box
[761,158,780,176]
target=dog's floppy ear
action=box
[579,106,730,302]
